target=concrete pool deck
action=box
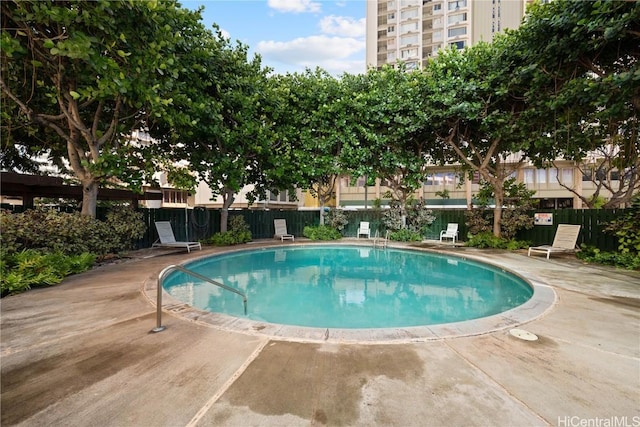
[1,241,639,426]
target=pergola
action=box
[0,172,162,209]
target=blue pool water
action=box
[163,245,533,329]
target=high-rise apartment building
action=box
[366,0,530,70]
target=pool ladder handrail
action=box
[373,230,390,249]
[152,264,247,333]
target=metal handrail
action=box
[152,264,247,333]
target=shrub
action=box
[325,209,349,231]
[0,249,96,297]
[207,215,251,246]
[604,195,640,256]
[465,178,536,239]
[104,206,147,251]
[382,200,436,236]
[0,207,146,257]
[465,232,530,249]
[577,245,640,270]
[303,225,342,240]
[388,229,422,242]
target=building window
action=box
[447,13,467,24]
[448,0,466,10]
[387,25,395,34]
[405,61,418,70]
[524,169,535,184]
[269,190,290,202]
[163,190,188,204]
[401,22,419,33]
[400,9,419,20]
[400,34,419,45]
[433,3,442,11]
[401,47,418,58]
[558,168,573,185]
[448,27,467,37]
[388,12,395,20]
[387,51,397,61]
[450,41,465,49]
[582,168,593,182]
[537,168,547,184]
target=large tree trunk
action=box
[220,189,236,233]
[81,179,99,217]
[492,182,504,238]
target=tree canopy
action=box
[2,0,637,232]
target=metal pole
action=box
[151,265,173,333]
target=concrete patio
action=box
[1,242,639,426]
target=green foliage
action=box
[0,207,146,257]
[604,195,640,255]
[382,200,436,235]
[325,209,349,231]
[435,189,450,199]
[1,0,213,216]
[466,178,536,239]
[207,215,252,246]
[406,199,436,235]
[465,232,530,250]
[576,245,640,271]
[303,225,342,241]
[388,229,422,242]
[382,202,404,232]
[0,249,95,296]
[104,206,147,251]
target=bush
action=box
[388,229,422,242]
[0,207,146,257]
[303,225,342,240]
[577,245,640,270]
[465,178,536,239]
[465,232,530,249]
[104,206,147,251]
[0,249,96,297]
[207,215,251,246]
[604,195,640,256]
[325,209,349,231]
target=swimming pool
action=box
[162,245,533,329]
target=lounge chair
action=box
[528,224,581,259]
[357,222,371,239]
[274,219,294,241]
[152,221,202,253]
[440,223,458,243]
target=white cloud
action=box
[319,15,366,37]
[219,28,231,40]
[257,35,365,75]
[267,0,322,13]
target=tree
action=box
[514,0,640,208]
[423,40,540,237]
[166,32,284,233]
[1,0,207,217]
[339,66,437,219]
[270,69,344,225]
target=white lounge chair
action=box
[152,221,202,253]
[274,219,294,242]
[528,224,581,259]
[440,223,458,243]
[357,222,371,239]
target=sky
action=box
[180,0,367,76]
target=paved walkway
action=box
[1,242,639,426]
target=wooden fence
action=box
[130,207,625,252]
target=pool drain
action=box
[509,328,538,341]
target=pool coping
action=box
[142,241,557,344]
